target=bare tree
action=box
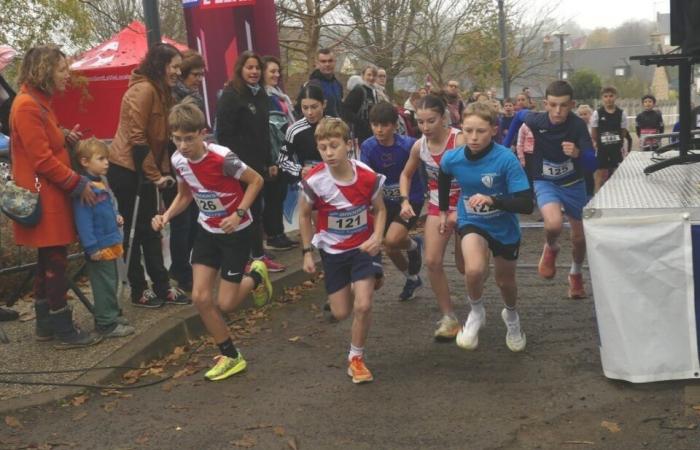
[409,0,493,89]
[276,0,354,76]
[327,0,427,97]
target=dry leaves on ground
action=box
[288,336,301,343]
[4,415,22,429]
[600,420,621,433]
[70,394,89,406]
[273,426,286,436]
[287,436,299,450]
[231,434,257,447]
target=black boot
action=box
[49,306,102,350]
[34,299,53,341]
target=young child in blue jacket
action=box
[73,138,134,338]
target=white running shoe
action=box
[455,311,485,350]
[434,314,460,341]
[501,308,526,352]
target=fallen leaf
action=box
[176,426,182,431]
[692,405,700,411]
[274,426,286,436]
[601,420,621,433]
[287,436,299,450]
[135,434,150,445]
[71,394,89,406]
[302,281,314,288]
[103,401,118,412]
[100,389,122,397]
[288,336,301,343]
[162,381,176,392]
[4,416,22,429]
[122,369,143,385]
[231,434,256,447]
[72,411,88,421]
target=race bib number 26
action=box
[194,192,227,217]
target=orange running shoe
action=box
[538,245,559,279]
[347,356,374,384]
[568,273,587,299]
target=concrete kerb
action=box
[0,265,313,415]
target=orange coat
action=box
[9,85,82,248]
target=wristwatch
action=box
[236,209,246,218]
[399,196,409,203]
[301,246,314,255]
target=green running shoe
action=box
[250,260,272,307]
[204,353,247,381]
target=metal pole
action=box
[559,34,565,80]
[498,0,510,99]
[143,0,161,49]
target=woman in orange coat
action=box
[9,46,101,348]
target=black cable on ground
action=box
[0,340,209,390]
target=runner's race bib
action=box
[639,128,659,148]
[542,159,574,180]
[383,183,401,201]
[328,205,368,235]
[194,191,227,217]
[600,131,622,145]
[463,196,498,216]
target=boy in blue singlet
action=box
[438,102,533,352]
[361,102,425,301]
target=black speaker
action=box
[670,0,700,55]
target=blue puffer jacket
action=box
[72,175,123,256]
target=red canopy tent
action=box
[53,21,189,139]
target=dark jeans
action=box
[263,175,288,238]
[34,246,68,311]
[250,192,264,258]
[108,164,170,300]
[161,186,197,286]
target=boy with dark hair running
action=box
[591,86,628,191]
[523,80,597,299]
[299,117,387,384]
[360,101,425,301]
[152,102,271,381]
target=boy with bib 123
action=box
[299,117,387,384]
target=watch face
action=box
[237,209,245,217]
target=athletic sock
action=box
[407,238,418,252]
[503,304,518,322]
[217,338,239,359]
[570,261,583,275]
[468,297,485,318]
[401,270,418,281]
[348,344,364,361]
[247,270,262,289]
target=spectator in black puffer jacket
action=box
[216,51,285,273]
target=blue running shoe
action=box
[407,236,423,276]
[399,276,422,301]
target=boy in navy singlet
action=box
[361,101,425,301]
[152,103,272,381]
[591,86,628,191]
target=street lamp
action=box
[553,31,569,80]
[497,0,509,99]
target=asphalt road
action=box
[2,228,699,450]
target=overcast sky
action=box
[531,0,670,30]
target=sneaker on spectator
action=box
[132,289,164,308]
[264,234,298,250]
[163,286,192,305]
[261,255,286,272]
[98,323,136,338]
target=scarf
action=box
[265,85,296,124]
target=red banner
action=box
[200,0,255,9]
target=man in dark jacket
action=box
[296,48,343,117]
